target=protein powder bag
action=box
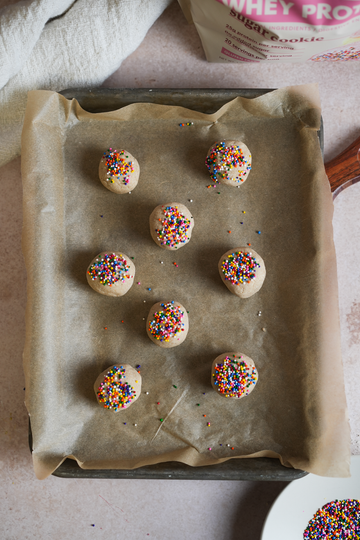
[178,0,360,62]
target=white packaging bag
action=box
[178,0,360,62]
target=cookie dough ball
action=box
[86,252,135,297]
[146,301,189,348]
[211,352,258,399]
[149,203,194,250]
[99,148,140,193]
[205,140,251,186]
[94,364,142,411]
[218,247,265,298]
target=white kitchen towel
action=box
[0,0,173,168]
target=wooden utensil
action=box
[325,136,360,199]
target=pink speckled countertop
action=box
[0,2,359,539]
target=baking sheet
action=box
[21,84,350,479]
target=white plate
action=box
[261,455,360,540]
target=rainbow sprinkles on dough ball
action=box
[211,353,258,399]
[206,140,251,186]
[219,247,266,298]
[146,300,189,348]
[94,364,142,411]
[86,251,135,297]
[99,148,140,193]
[149,203,194,250]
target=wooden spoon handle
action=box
[325,136,360,194]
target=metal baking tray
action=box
[29,88,323,480]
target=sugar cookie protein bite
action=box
[149,203,194,250]
[86,252,135,297]
[218,247,265,298]
[206,140,251,186]
[211,352,258,399]
[94,364,142,411]
[146,301,189,348]
[99,148,140,193]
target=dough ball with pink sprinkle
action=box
[99,148,139,194]
[86,252,135,297]
[146,301,189,348]
[211,352,258,399]
[149,203,194,250]
[206,140,251,186]
[94,364,142,411]
[218,247,265,298]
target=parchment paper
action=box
[21,85,351,480]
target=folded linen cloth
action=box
[0,0,173,168]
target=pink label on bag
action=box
[221,46,260,59]
[217,0,360,25]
